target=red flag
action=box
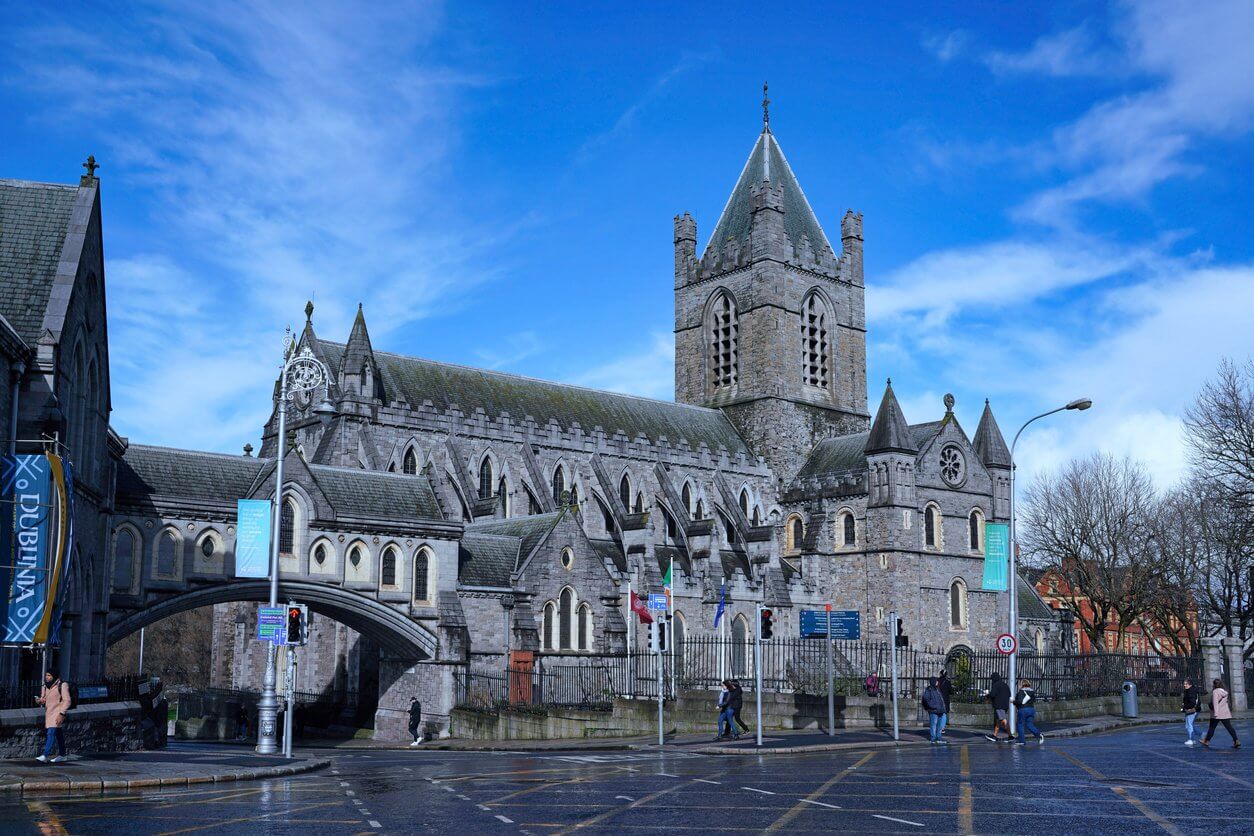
[629,590,654,624]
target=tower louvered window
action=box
[709,292,738,390]
[802,293,830,389]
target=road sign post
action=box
[997,633,1017,655]
[647,593,667,747]
[889,610,900,742]
[826,605,835,737]
[755,603,764,747]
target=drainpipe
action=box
[8,360,23,455]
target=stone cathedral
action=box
[97,110,1064,738]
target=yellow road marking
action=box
[25,801,68,836]
[555,783,689,834]
[764,751,876,832]
[959,744,973,835]
[484,768,624,805]
[155,801,343,835]
[1055,748,1182,835]
[1148,749,1254,790]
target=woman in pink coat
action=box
[1201,678,1241,749]
[35,669,70,762]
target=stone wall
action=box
[0,702,147,759]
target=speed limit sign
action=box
[996,633,1017,655]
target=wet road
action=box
[2,720,1249,834]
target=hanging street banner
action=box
[235,499,272,578]
[983,522,1010,591]
[0,454,74,645]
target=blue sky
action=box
[2,0,1251,486]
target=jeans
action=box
[929,712,947,741]
[718,707,736,737]
[1184,711,1197,740]
[1017,707,1041,742]
[42,727,65,758]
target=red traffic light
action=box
[761,609,773,619]
[289,607,301,618]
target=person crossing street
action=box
[1013,679,1044,745]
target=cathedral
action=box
[0,108,1064,738]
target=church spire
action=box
[865,379,916,455]
[343,303,375,371]
[973,399,1012,469]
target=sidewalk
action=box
[336,713,1179,754]
[0,744,329,796]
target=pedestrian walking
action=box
[1200,679,1240,749]
[408,697,424,746]
[922,677,948,744]
[714,681,734,740]
[35,669,70,763]
[729,680,748,737]
[938,670,954,716]
[235,704,249,741]
[983,672,1011,742]
[1013,679,1044,745]
[1181,678,1200,746]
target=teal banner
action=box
[235,499,272,578]
[983,522,1009,591]
[0,455,54,643]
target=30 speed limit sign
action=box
[996,633,1017,655]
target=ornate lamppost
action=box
[256,332,335,754]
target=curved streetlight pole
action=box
[1007,397,1091,737]
[256,332,335,755]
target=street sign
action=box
[800,609,861,639]
[256,606,287,643]
[996,633,1017,655]
[647,593,668,612]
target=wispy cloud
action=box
[475,331,545,370]
[984,24,1117,78]
[922,30,970,63]
[5,1,498,451]
[569,332,674,401]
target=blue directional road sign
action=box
[647,594,668,612]
[256,606,288,644]
[800,609,861,639]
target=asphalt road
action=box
[1,720,1248,835]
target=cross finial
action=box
[762,82,770,130]
[82,155,99,177]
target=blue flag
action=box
[713,583,726,630]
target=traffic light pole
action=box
[826,608,835,737]
[889,610,900,741]
[283,646,295,758]
[755,604,763,747]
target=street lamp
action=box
[256,331,333,755]
[1007,396,1091,736]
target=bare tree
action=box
[1021,453,1162,652]
[107,607,215,689]
[1184,357,1254,506]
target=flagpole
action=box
[667,551,675,702]
[626,580,634,697]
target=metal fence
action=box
[0,674,147,711]
[455,663,621,711]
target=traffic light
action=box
[286,603,308,646]
[759,607,774,640]
[895,616,908,648]
[649,619,667,653]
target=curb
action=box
[0,757,330,796]
[367,742,639,753]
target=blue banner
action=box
[0,455,54,644]
[235,499,272,578]
[983,522,1010,591]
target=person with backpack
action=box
[938,670,954,716]
[1013,679,1044,745]
[713,681,734,741]
[1201,678,1241,749]
[35,669,70,762]
[922,677,948,744]
[1181,678,1200,746]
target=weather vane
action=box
[762,82,770,129]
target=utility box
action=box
[1121,681,1138,718]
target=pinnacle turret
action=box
[973,399,1012,469]
[865,379,916,455]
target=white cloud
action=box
[984,25,1116,78]
[922,30,970,63]
[569,332,674,401]
[7,2,498,451]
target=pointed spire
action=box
[865,379,916,455]
[973,399,1012,469]
[299,299,318,347]
[343,302,375,371]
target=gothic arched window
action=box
[113,528,135,590]
[156,530,179,578]
[968,509,984,552]
[381,545,398,588]
[542,602,557,650]
[950,579,968,629]
[552,465,566,505]
[402,447,418,475]
[634,492,644,514]
[708,291,738,390]
[478,457,494,500]
[739,489,751,519]
[801,292,831,390]
[279,498,296,556]
[841,511,856,547]
[694,499,705,520]
[577,604,592,651]
[681,482,693,517]
[731,615,749,676]
[619,473,632,510]
[925,504,941,549]
[499,477,509,517]
[559,587,576,650]
[412,548,432,604]
[786,514,804,554]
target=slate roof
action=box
[1017,575,1057,622]
[458,533,520,587]
[703,128,834,261]
[117,444,265,504]
[317,341,752,457]
[0,180,79,344]
[973,401,1012,468]
[116,443,443,521]
[589,538,627,573]
[797,431,870,479]
[466,512,562,562]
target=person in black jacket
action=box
[1181,679,1200,746]
[408,698,424,746]
[730,680,749,735]
[983,673,1011,742]
[938,671,954,716]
